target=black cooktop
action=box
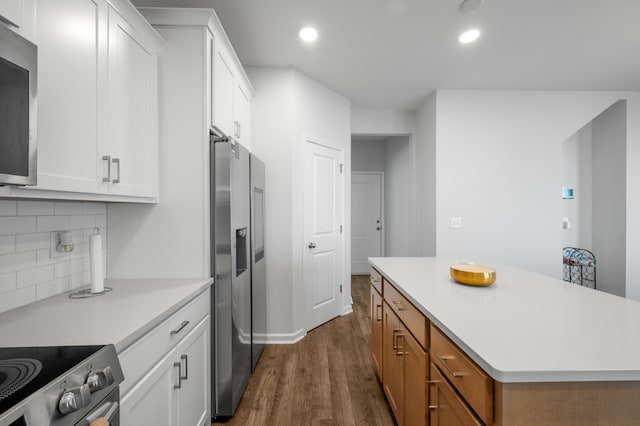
[0,345,104,415]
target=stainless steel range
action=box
[0,344,123,426]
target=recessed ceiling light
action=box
[459,28,480,44]
[299,27,318,42]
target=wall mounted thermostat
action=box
[562,187,574,199]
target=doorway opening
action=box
[351,134,412,274]
[561,100,626,296]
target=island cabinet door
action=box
[429,364,482,426]
[370,285,383,380]
[383,301,404,425]
[402,330,427,426]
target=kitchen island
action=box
[369,257,640,425]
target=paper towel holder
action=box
[56,231,74,253]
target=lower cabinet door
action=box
[176,316,210,426]
[370,285,383,380]
[120,348,179,426]
[429,364,482,426]
[383,302,404,425]
[403,331,427,425]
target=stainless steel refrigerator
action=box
[210,129,265,421]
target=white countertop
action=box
[369,257,640,383]
[0,278,211,353]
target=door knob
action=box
[308,242,317,249]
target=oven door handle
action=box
[80,400,119,426]
[102,401,119,422]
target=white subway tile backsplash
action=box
[0,286,36,312]
[0,216,37,235]
[0,201,17,216]
[17,265,55,288]
[18,201,54,216]
[36,248,57,266]
[84,202,106,215]
[16,232,50,252]
[95,215,107,228]
[54,202,84,215]
[0,272,16,293]
[36,216,69,233]
[0,200,108,313]
[70,215,95,230]
[36,277,69,301]
[0,251,37,274]
[69,271,90,290]
[54,258,83,278]
[0,236,15,255]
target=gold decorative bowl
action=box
[450,264,496,286]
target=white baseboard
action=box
[261,328,306,344]
[341,304,353,316]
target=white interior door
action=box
[351,173,383,274]
[303,140,344,331]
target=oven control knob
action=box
[86,366,115,393]
[58,384,91,415]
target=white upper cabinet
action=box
[106,5,158,198]
[0,0,22,27]
[211,23,254,149]
[36,0,107,195]
[213,43,235,138]
[12,0,162,202]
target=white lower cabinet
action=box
[176,316,210,426]
[121,316,210,426]
[120,347,178,426]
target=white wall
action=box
[384,136,411,256]
[592,100,627,296]
[415,92,437,256]
[244,67,296,340]
[247,66,351,341]
[561,123,593,250]
[351,108,416,135]
[352,139,385,172]
[418,90,640,300]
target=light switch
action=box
[450,217,462,229]
[562,217,571,229]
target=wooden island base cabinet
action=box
[370,261,640,426]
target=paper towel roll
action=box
[89,233,104,294]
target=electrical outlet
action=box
[450,217,462,229]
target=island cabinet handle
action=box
[392,329,402,350]
[436,355,465,377]
[391,300,407,311]
[395,333,405,356]
[375,304,382,321]
[370,276,380,285]
[170,320,190,335]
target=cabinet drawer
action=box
[384,280,428,348]
[119,289,210,395]
[430,363,483,426]
[430,325,493,425]
[370,268,383,294]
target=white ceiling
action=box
[133,0,640,110]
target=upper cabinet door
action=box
[35,0,107,194]
[0,0,22,27]
[213,43,235,138]
[233,81,251,149]
[107,5,158,198]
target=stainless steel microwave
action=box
[0,23,37,186]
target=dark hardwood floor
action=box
[213,275,395,425]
